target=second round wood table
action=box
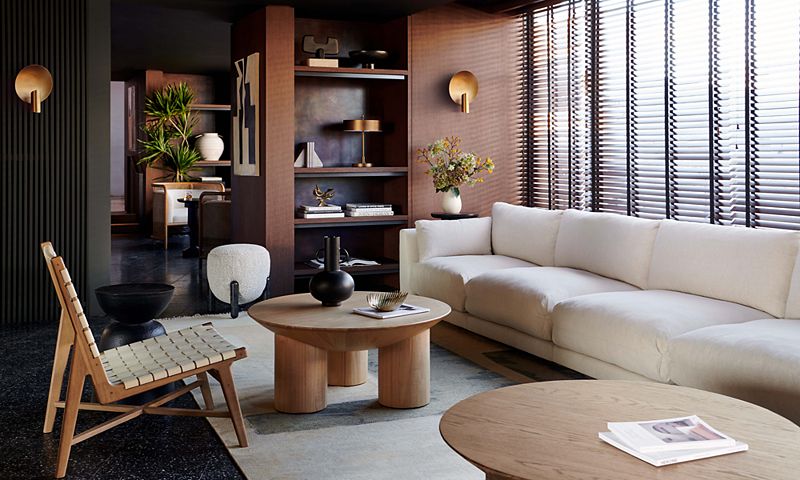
[248,292,451,413]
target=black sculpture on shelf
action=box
[309,236,354,307]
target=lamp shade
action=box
[343,119,382,132]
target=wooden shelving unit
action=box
[190,103,231,111]
[294,166,407,177]
[196,160,231,167]
[294,259,400,278]
[294,215,409,228]
[294,66,407,80]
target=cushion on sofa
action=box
[668,319,800,423]
[413,255,534,312]
[647,220,799,317]
[464,267,638,341]
[491,202,562,266]
[552,290,770,382]
[783,252,800,319]
[415,217,492,262]
[554,210,659,288]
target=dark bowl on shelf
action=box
[348,50,390,68]
[95,283,175,324]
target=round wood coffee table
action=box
[248,292,450,413]
[440,380,800,480]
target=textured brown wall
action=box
[410,5,525,221]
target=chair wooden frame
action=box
[40,242,248,478]
[152,182,225,249]
[198,190,232,260]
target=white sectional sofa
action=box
[400,202,800,423]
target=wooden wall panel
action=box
[410,5,525,220]
[0,0,110,325]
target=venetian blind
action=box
[526,0,800,229]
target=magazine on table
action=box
[599,432,748,467]
[306,258,380,269]
[607,415,736,452]
[353,304,431,319]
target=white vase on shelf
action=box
[196,133,224,161]
[441,188,462,214]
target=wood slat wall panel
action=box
[1,0,109,326]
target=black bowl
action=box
[348,50,389,67]
[95,283,175,324]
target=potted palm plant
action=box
[138,82,201,182]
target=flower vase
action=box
[441,188,462,214]
[309,236,355,307]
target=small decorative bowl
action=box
[367,291,408,312]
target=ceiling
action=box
[111,0,459,79]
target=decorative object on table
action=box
[417,136,494,214]
[449,70,479,113]
[177,197,201,258]
[307,256,379,269]
[309,236,355,307]
[348,50,389,69]
[95,283,174,351]
[353,303,432,319]
[302,35,340,68]
[313,184,335,206]
[15,64,53,113]
[294,141,324,167]
[195,132,224,160]
[207,244,271,318]
[343,117,382,167]
[345,202,394,217]
[299,203,344,219]
[431,212,479,220]
[233,52,260,176]
[366,291,409,312]
[138,82,202,182]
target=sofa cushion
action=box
[648,220,799,317]
[552,290,770,382]
[464,267,638,341]
[783,253,800,319]
[667,319,800,423]
[491,202,562,266]
[554,210,660,288]
[413,255,534,312]
[415,217,492,262]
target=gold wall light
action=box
[343,118,382,167]
[15,65,53,113]
[449,70,478,113]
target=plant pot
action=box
[196,133,224,161]
[309,236,354,307]
[441,189,462,214]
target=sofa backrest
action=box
[554,209,660,288]
[415,217,493,262]
[491,202,562,266]
[784,253,800,319]
[648,220,799,317]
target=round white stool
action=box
[207,244,271,318]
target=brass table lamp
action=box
[343,118,382,167]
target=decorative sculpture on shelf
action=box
[294,141,324,167]
[313,185,335,207]
[302,35,340,68]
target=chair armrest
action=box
[400,228,419,293]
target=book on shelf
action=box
[345,209,395,217]
[599,416,748,467]
[200,176,223,182]
[300,204,342,213]
[299,212,345,219]
[306,258,381,269]
[303,58,339,68]
[345,203,393,209]
[352,304,431,319]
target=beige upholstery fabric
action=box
[552,290,769,382]
[465,267,638,341]
[648,220,799,317]
[668,319,800,423]
[554,209,660,288]
[491,202,562,266]
[445,310,555,361]
[413,255,534,312]
[100,324,238,389]
[783,252,800,319]
[415,217,492,262]
[399,229,419,293]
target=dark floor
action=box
[0,234,245,480]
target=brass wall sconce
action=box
[15,65,53,113]
[449,70,478,113]
[343,118,382,167]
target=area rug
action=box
[161,313,517,480]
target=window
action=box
[526,0,800,229]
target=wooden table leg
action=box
[274,334,327,413]
[328,350,368,386]
[378,330,430,408]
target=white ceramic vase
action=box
[441,189,462,214]
[196,133,224,161]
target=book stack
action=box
[599,415,748,467]
[298,204,344,219]
[345,203,394,217]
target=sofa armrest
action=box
[400,228,419,293]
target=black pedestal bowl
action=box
[95,283,175,325]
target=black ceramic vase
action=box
[309,236,355,307]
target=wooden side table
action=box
[440,380,800,480]
[248,292,451,413]
[431,212,479,220]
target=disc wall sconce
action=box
[448,71,478,113]
[15,65,53,113]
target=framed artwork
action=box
[233,52,260,176]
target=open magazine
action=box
[352,304,431,319]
